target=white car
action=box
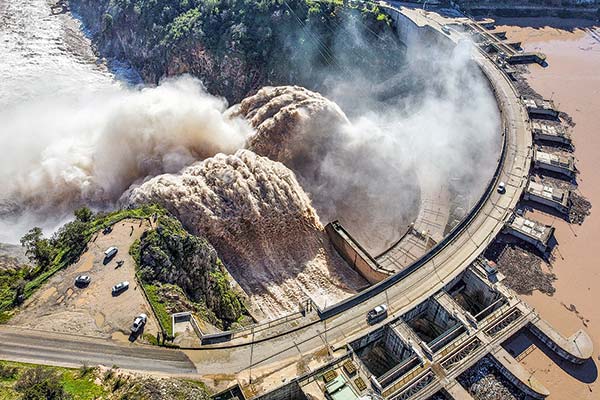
[111,280,129,295]
[367,304,388,324]
[131,313,148,333]
[497,181,506,194]
[104,246,118,259]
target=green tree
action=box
[14,367,72,400]
[52,220,89,264]
[20,228,54,270]
[74,207,93,223]
[13,279,26,306]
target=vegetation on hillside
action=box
[131,215,247,330]
[0,205,164,321]
[72,0,402,102]
[0,360,210,400]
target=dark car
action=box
[74,275,91,286]
[111,281,129,295]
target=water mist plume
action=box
[0,76,251,242]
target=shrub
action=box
[14,366,72,400]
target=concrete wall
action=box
[257,381,306,400]
[326,221,392,284]
[461,268,499,305]
[384,327,414,362]
[350,326,386,351]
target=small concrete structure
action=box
[529,318,594,364]
[531,121,571,145]
[504,214,554,253]
[524,180,570,214]
[533,149,576,178]
[445,266,507,322]
[491,347,550,399]
[326,221,393,284]
[507,52,546,66]
[350,324,421,389]
[524,98,559,119]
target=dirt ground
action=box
[10,219,159,343]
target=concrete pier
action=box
[524,180,569,214]
[529,318,594,364]
[491,347,550,399]
[533,149,576,178]
[524,98,560,119]
[532,121,571,145]
[504,214,554,253]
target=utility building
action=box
[533,149,576,178]
[504,214,554,253]
[524,98,559,119]
[524,181,570,214]
[532,121,571,146]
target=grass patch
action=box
[0,360,108,400]
[142,283,173,335]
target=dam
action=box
[0,1,593,399]
[202,3,592,400]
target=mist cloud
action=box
[0,76,251,241]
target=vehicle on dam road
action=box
[497,181,506,194]
[367,304,388,324]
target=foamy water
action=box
[0,0,122,108]
[0,0,250,243]
[0,0,119,240]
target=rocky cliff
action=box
[70,0,400,104]
[135,214,244,324]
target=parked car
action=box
[102,226,112,235]
[104,246,118,259]
[111,281,129,295]
[367,304,388,324]
[131,313,148,333]
[74,275,91,286]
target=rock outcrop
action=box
[136,215,244,323]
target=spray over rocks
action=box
[233,85,421,254]
[129,149,367,318]
[0,76,251,240]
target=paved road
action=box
[0,326,197,375]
